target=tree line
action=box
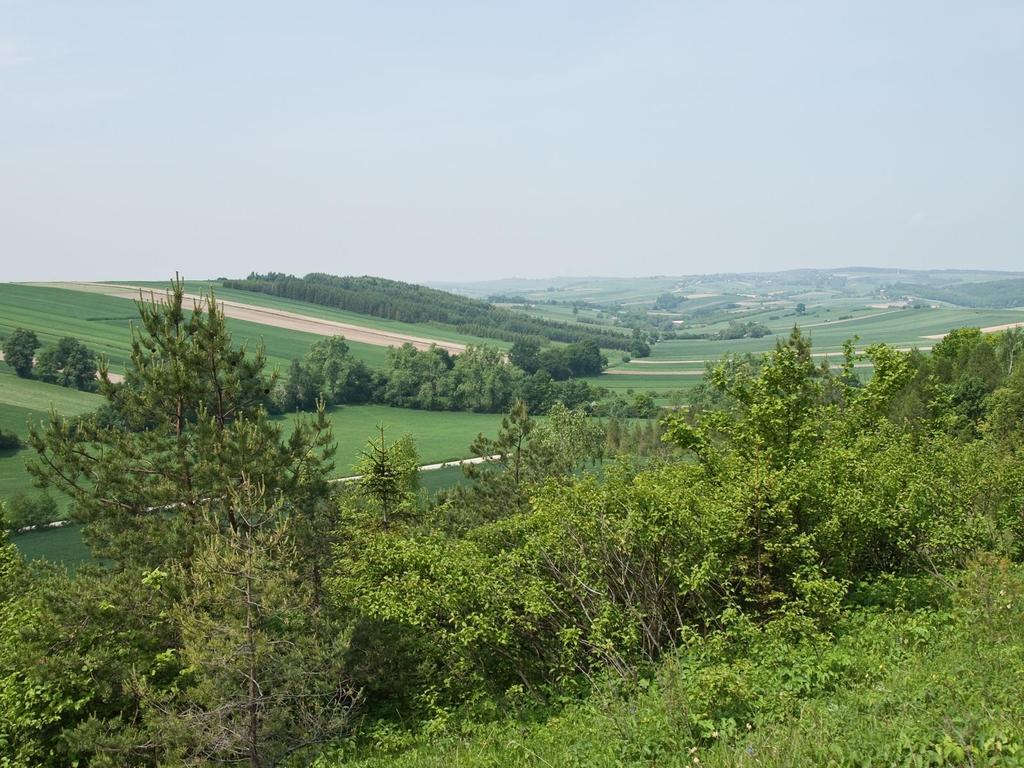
[891,277,1024,309]
[222,272,635,350]
[271,336,635,416]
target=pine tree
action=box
[27,276,335,567]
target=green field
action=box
[593,306,1024,388]
[277,404,500,472]
[0,283,392,373]
[1,391,500,563]
[0,367,104,517]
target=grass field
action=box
[0,367,104,518]
[276,404,500,472]
[0,283,393,373]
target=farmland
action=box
[0,366,103,519]
[0,283,393,373]
[104,279,515,351]
[5,268,1024,566]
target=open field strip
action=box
[36,281,468,354]
[618,347,933,370]
[794,308,906,327]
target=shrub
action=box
[4,492,58,530]
[0,428,21,450]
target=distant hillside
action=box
[222,273,633,350]
[891,277,1024,308]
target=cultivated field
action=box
[110,280,506,351]
[0,283,391,372]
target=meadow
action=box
[0,367,103,517]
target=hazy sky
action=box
[1,1,1022,283]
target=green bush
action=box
[0,428,21,450]
[4,492,58,530]
[316,558,1024,768]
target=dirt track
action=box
[36,282,467,355]
[923,322,1024,340]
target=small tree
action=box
[140,481,358,767]
[795,302,807,315]
[355,426,420,528]
[1,328,39,378]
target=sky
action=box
[1,1,1022,283]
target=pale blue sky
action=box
[1,1,1021,282]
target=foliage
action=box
[9,278,344,765]
[275,335,375,412]
[1,328,39,378]
[356,427,420,528]
[319,557,1024,768]
[35,337,98,392]
[134,483,357,767]
[0,429,20,451]
[9,306,1024,765]
[3,492,57,530]
[713,320,771,340]
[653,292,686,311]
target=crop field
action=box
[598,306,1024,384]
[107,280,507,351]
[0,283,392,372]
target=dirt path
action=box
[923,322,1024,340]
[603,369,705,376]
[33,281,468,355]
